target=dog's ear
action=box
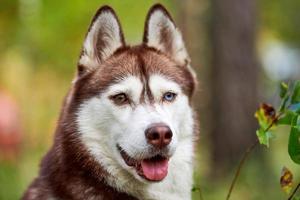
[143,4,190,67]
[78,6,125,75]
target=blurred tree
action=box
[210,0,259,175]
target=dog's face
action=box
[72,5,196,183]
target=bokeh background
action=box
[0,0,300,199]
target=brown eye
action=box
[163,92,177,102]
[111,93,129,105]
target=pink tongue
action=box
[141,158,169,181]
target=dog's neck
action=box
[39,132,138,200]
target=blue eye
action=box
[163,92,177,102]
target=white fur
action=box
[79,11,123,68]
[76,75,195,199]
[146,9,196,79]
[147,10,187,63]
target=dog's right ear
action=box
[78,6,125,75]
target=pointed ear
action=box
[78,6,125,74]
[143,4,190,67]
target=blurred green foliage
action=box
[0,0,173,74]
[260,0,300,46]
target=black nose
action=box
[145,123,173,149]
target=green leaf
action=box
[291,81,300,104]
[280,82,289,98]
[288,115,300,164]
[191,186,200,192]
[278,110,297,125]
[256,128,274,147]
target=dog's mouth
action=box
[117,145,169,182]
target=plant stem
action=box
[226,112,283,200]
[199,186,204,200]
[288,182,300,200]
[225,139,259,200]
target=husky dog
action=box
[22,4,198,200]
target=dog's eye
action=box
[110,93,129,105]
[162,92,177,102]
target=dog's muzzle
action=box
[117,123,173,182]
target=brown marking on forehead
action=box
[72,45,195,105]
[133,49,154,104]
[130,46,195,97]
[137,46,195,97]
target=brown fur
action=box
[22,4,196,200]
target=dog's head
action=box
[70,4,196,183]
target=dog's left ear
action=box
[143,4,190,67]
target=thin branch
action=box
[198,186,204,200]
[225,139,259,200]
[226,112,283,200]
[288,182,300,200]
